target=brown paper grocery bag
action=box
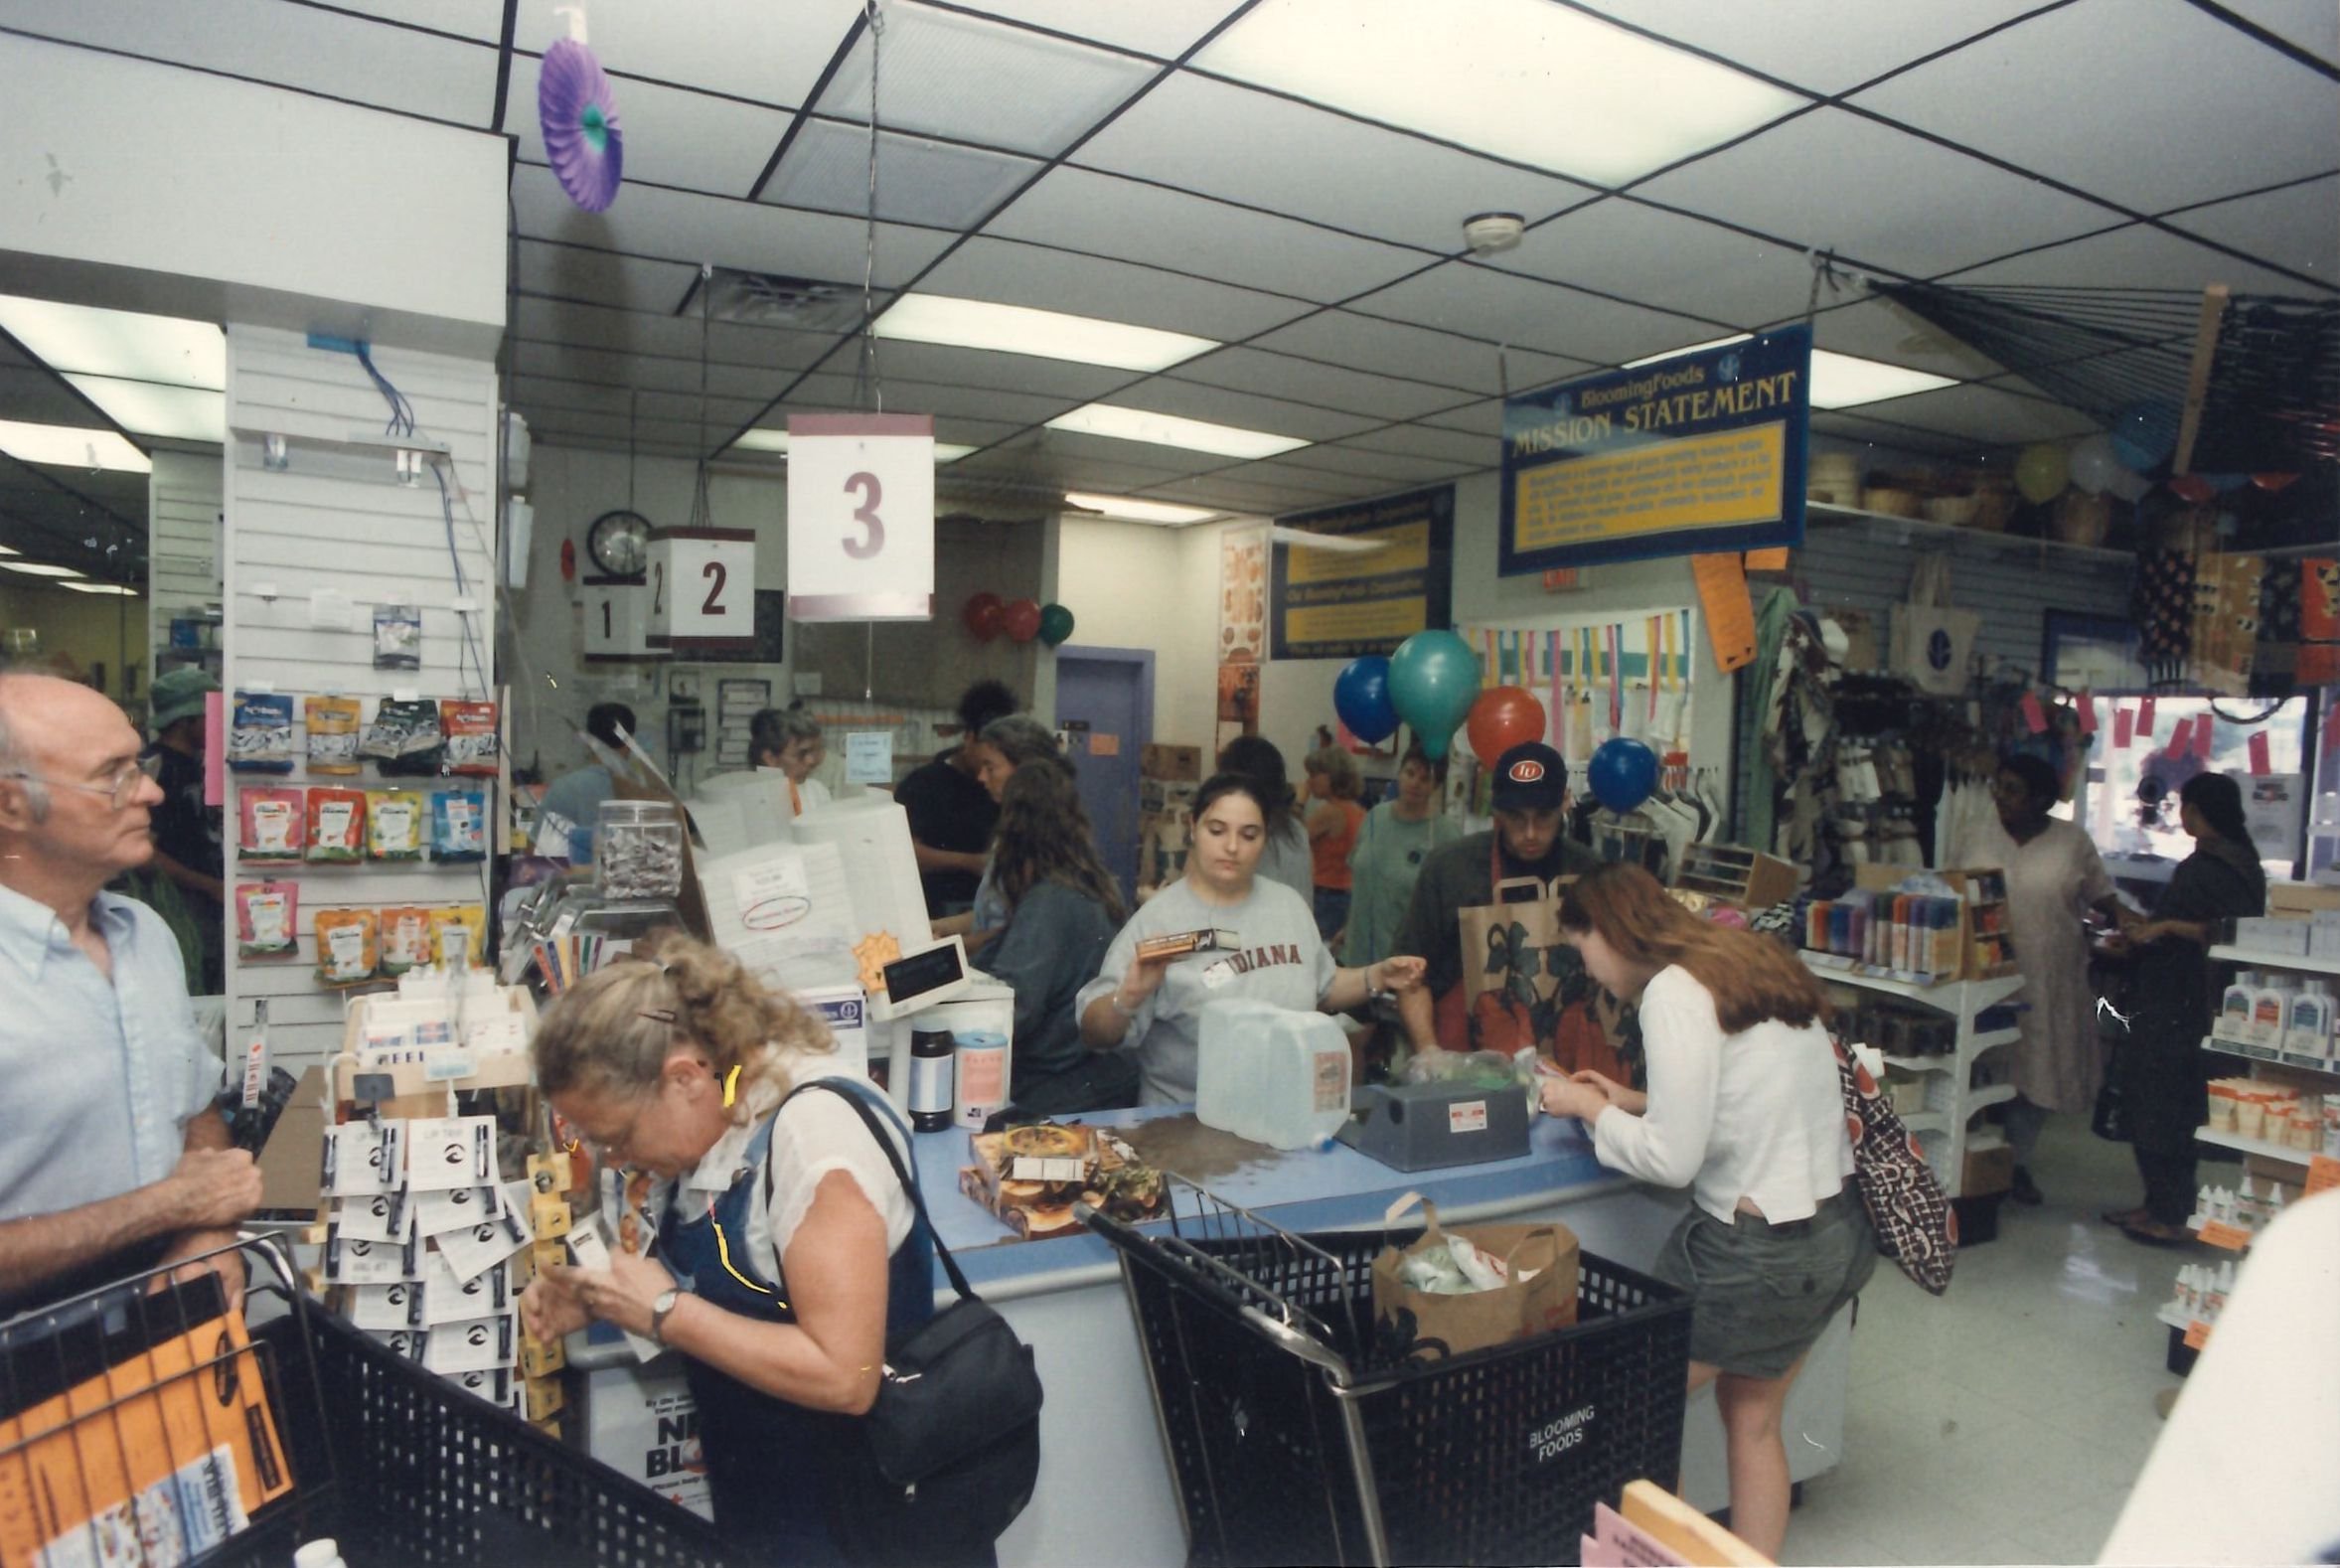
[1440,855,1632,1082]
[1370,1194,1579,1359]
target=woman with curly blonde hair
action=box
[523,932,941,1565]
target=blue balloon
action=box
[1332,656,1398,744]
[1387,630,1482,761]
[2109,400,2178,473]
[1587,736,1659,813]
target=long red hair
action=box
[1558,862,1822,1033]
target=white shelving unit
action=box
[2195,945,2338,1176]
[1801,954,2028,1198]
[2207,944,2340,978]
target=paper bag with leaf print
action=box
[1445,873,1638,1086]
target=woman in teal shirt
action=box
[1344,740,1459,968]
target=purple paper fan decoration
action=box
[540,37,623,212]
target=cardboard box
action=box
[1140,742,1201,782]
[1962,1144,2015,1197]
[2269,881,2340,918]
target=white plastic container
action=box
[1194,999,1262,1139]
[1197,999,1351,1150]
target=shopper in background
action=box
[750,706,830,817]
[1538,863,1872,1560]
[1988,753,2130,1206]
[935,713,1066,950]
[975,763,1136,1113]
[1392,741,1603,1059]
[1343,738,1460,970]
[1077,772,1424,1105]
[1303,744,1366,948]
[897,679,1017,918]
[2104,772,2266,1245]
[0,673,258,1316]
[524,935,949,1566]
[138,665,226,995]
[1214,734,1314,902]
[537,702,637,855]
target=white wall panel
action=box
[147,449,223,673]
[222,324,499,1070]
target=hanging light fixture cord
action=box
[857,0,885,414]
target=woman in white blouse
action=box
[1538,863,1872,1559]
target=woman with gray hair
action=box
[749,706,829,817]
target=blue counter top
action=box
[913,1105,1625,1300]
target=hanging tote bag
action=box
[1832,1039,1958,1295]
[796,1081,1044,1566]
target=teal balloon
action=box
[2110,400,2178,472]
[1387,630,1481,761]
[1037,602,1075,646]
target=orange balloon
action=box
[1466,685,1547,768]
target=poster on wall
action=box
[2242,773,2304,862]
[1268,485,1455,661]
[1215,663,1259,758]
[1218,525,1268,665]
[1499,324,1810,574]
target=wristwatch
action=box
[649,1287,683,1345]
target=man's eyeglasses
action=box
[4,753,161,809]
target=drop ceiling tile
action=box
[1097,380,1378,444]
[510,166,954,290]
[945,0,1242,59]
[782,371,1081,427]
[515,241,702,314]
[945,440,1201,493]
[0,364,114,427]
[1168,348,1468,421]
[816,2,1153,157]
[1251,311,1593,396]
[2166,176,2340,285]
[1635,107,2116,276]
[1334,422,1498,467]
[1842,382,2099,446]
[1075,72,1597,252]
[512,296,849,374]
[1809,409,1987,459]
[1347,261,1719,366]
[1850,0,2340,214]
[521,0,865,107]
[1941,221,2316,294]
[1416,397,1504,436]
[1144,466,1378,509]
[1806,296,2016,381]
[351,1,508,42]
[1274,444,1474,484]
[1016,428,1251,479]
[762,120,1041,228]
[1488,199,1812,330]
[4,0,496,122]
[917,236,1318,341]
[2223,0,2340,65]
[988,167,1427,303]
[861,342,1136,401]
[511,336,811,397]
[1574,0,2047,94]
[504,59,794,197]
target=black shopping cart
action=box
[0,1237,731,1568]
[1080,1176,1692,1568]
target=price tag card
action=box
[2196,1219,2252,1251]
[413,1183,507,1237]
[325,1232,420,1285]
[786,413,935,622]
[435,1207,532,1284]
[405,1116,499,1191]
[422,1312,520,1374]
[322,1122,404,1197]
[2182,1319,2212,1350]
[413,1253,513,1326]
[334,1190,415,1244]
[2307,1154,2340,1196]
[647,529,754,651]
[349,1281,415,1332]
[844,730,894,784]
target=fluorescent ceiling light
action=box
[60,581,139,596]
[0,294,224,389]
[0,544,16,555]
[61,376,225,442]
[0,560,86,578]
[1621,336,1957,408]
[728,428,975,462]
[873,294,1216,373]
[1063,492,1222,525]
[1199,0,1802,186]
[1046,403,1309,460]
[0,419,150,473]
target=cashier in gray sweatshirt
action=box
[1078,773,1425,1106]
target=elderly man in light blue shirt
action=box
[0,673,260,1314]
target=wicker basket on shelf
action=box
[1861,486,1924,519]
[2053,490,2113,548]
[1808,452,1862,506]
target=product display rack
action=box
[2196,943,2338,1172]
[1802,954,2026,1199]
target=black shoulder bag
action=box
[786,1081,1044,1566]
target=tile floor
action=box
[1775,1114,2209,1566]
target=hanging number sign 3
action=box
[646,527,755,653]
[786,412,935,622]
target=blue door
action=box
[1054,648,1152,910]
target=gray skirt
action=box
[1651,1188,1876,1378]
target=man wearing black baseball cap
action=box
[1391,740,1603,1060]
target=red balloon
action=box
[2167,474,2216,504]
[1466,685,1547,768]
[2251,472,2300,493]
[1002,597,1042,644]
[963,591,1005,641]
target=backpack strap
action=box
[765,1077,977,1306]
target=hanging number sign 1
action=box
[581,575,654,661]
[785,412,935,622]
[645,527,755,653]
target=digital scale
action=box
[1335,1080,1532,1172]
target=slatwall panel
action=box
[147,449,222,669]
[222,326,500,1070]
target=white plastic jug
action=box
[1195,998,1262,1137]
[1199,999,1351,1150]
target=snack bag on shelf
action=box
[305,695,362,775]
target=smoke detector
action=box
[1463,212,1525,256]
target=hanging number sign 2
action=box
[786,412,935,622]
[645,526,755,652]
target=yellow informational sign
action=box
[1281,596,1430,649]
[1285,521,1432,585]
[1513,423,1786,554]
[1271,486,1454,661]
